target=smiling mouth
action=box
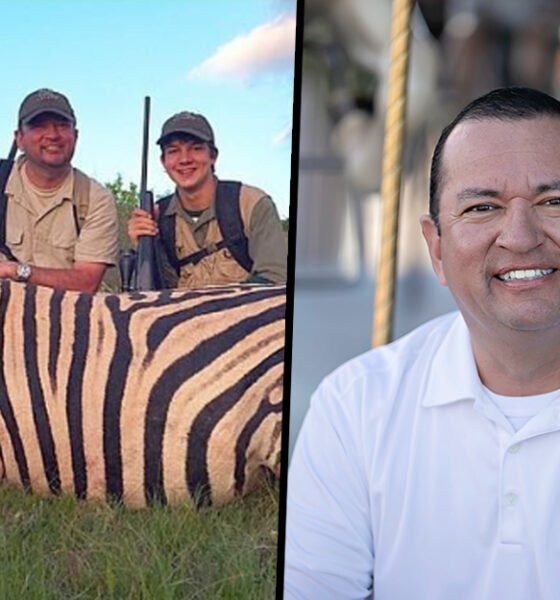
[496,268,556,282]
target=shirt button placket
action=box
[500,438,523,545]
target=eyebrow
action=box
[535,180,560,194]
[457,181,560,202]
[456,187,499,202]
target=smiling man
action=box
[285,87,560,600]
[127,111,287,288]
[2,88,119,292]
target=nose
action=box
[177,147,194,163]
[43,122,62,138]
[495,198,544,253]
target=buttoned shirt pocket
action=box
[6,225,25,262]
[43,225,77,268]
[49,226,76,249]
[7,226,24,248]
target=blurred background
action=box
[289,0,560,458]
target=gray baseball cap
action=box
[156,111,215,146]
[18,88,76,125]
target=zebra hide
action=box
[0,280,285,508]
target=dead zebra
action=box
[0,281,284,508]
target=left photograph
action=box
[0,1,295,598]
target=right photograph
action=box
[283,0,560,598]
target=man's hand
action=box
[0,262,17,281]
[128,208,159,248]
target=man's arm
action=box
[72,179,119,291]
[285,380,374,599]
[0,260,106,293]
[246,196,287,283]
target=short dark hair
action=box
[159,132,218,157]
[159,132,218,172]
[429,87,560,233]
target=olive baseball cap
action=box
[156,111,215,146]
[18,88,76,125]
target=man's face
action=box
[161,138,215,193]
[421,116,560,336]
[16,112,77,169]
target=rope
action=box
[372,0,414,348]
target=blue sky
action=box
[0,0,296,218]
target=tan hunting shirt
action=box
[3,157,119,268]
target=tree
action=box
[105,174,139,207]
[101,175,139,292]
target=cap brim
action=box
[156,129,212,146]
[21,108,75,125]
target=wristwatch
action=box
[15,262,32,283]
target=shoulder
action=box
[222,181,269,209]
[5,157,25,196]
[232,183,278,226]
[73,168,114,202]
[156,193,176,217]
[314,311,462,419]
[238,182,268,200]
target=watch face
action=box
[16,263,31,282]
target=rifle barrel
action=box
[140,96,150,207]
[135,96,161,291]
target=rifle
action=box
[0,141,18,261]
[119,97,162,291]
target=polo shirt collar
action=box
[422,313,483,408]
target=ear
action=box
[420,214,447,286]
[15,129,23,151]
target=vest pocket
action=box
[213,248,249,283]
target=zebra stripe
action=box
[0,281,285,508]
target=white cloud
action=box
[272,123,292,146]
[189,14,296,83]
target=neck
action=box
[23,159,71,189]
[177,176,216,211]
[470,326,560,395]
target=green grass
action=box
[0,482,279,599]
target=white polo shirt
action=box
[285,312,560,600]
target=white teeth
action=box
[498,268,555,281]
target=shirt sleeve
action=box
[74,180,119,266]
[247,196,287,283]
[284,380,374,599]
